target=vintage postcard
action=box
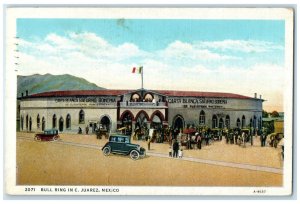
[4,7,294,196]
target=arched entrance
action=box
[253,116,257,128]
[218,118,224,128]
[42,117,45,131]
[59,117,64,132]
[236,118,241,128]
[173,115,184,130]
[26,115,28,130]
[21,116,24,130]
[120,111,134,135]
[135,111,149,130]
[212,115,218,128]
[52,114,57,129]
[66,114,71,129]
[150,111,164,130]
[100,115,111,132]
[242,115,246,128]
[29,117,32,131]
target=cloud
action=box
[195,40,284,53]
[17,32,284,111]
[159,40,237,61]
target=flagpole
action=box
[141,67,143,90]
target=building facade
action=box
[18,89,263,134]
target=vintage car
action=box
[102,134,146,160]
[34,129,60,141]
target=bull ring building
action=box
[18,88,263,134]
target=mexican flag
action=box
[132,66,143,74]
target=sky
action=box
[17,19,285,112]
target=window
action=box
[79,110,85,124]
[37,114,40,129]
[125,137,130,143]
[225,115,230,128]
[117,137,125,143]
[236,118,241,128]
[242,115,246,128]
[110,136,117,142]
[199,110,205,125]
[212,115,218,128]
[66,114,71,129]
[52,114,57,128]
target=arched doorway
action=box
[21,116,24,130]
[121,111,134,135]
[173,115,184,130]
[150,111,164,130]
[52,114,57,129]
[100,115,111,132]
[42,117,45,131]
[218,118,224,129]
[236,118,241,128]
[253,116,257,128]
[59,117,64,132]
[37,114,40,129]
[212,115,218,128]
[26,115,28,130]
[250,118,253,128]
[29,117,32,131]
[135,111,149,130]
[225,115,230,128]
[66,114,71,129]
[242,115,246,128]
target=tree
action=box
[271,111,279,117]
[262,110,269,118]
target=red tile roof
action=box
[155,90,252,99]
[26,89,254,100]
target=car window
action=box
[125,137,130,143]
[109,137,116,142]
[117,137,125,143]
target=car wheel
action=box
[130,150,140,160]
[53,136,58,141]
[103,146,111,156]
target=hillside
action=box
[17,74,105,97]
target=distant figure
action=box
[78,127,82,134]
[85,126,89,134]
[196,133,202,149]
[169,146,172,157]
[147,136,151,150]
[178,149,183,158]
[173,140,179,158]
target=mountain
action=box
[17,74,105,97]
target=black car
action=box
[102,135,146,160]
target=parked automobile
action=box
[102,134,146,160]
[34,129,60,141]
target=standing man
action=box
[147,136,151,150]
[85,125,89,135]
[196,133,202,150]
[173,140,179,158]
